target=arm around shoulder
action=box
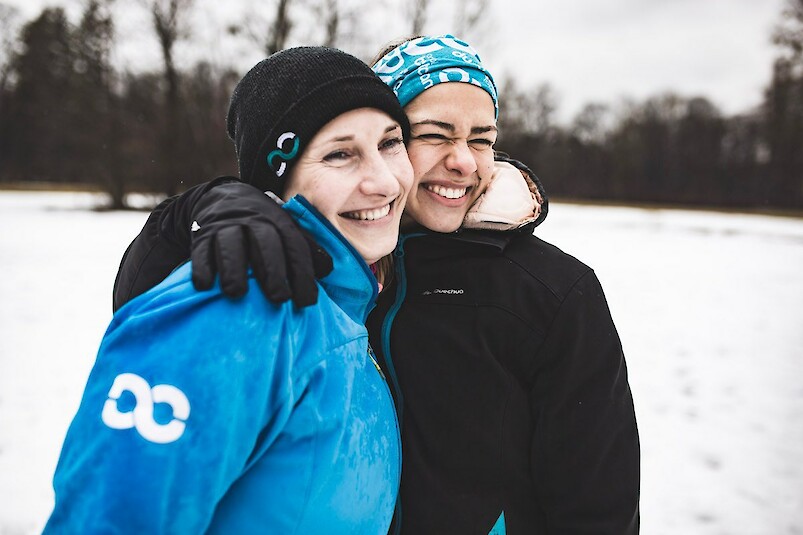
[113,177,332,312]
[113,177,237,311]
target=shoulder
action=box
[502,233,594,300]
[416,227,594,309]
[406,230,596,304]
[109,263,353,365]
[405,231,602,325]
[113,263,283,334]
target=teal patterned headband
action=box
[372,34,498,118]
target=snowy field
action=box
[1,190,802,535]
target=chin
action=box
[407,202,465,233]
[359,244,395,265]
[418,215,463,233]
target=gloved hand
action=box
[190,181,332,307]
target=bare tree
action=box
[773,0,803,66]
[317,0,339,47]
[765,0,803,208]
[315,0,370,50]
[229,0,384,58]
[140,0,194,195]
[0,2,21,181]
[75,0,125,207]
[228,0,295,56]
[405,0,428,36]
[147,0,193,108]
[453,0,488,38]
[498,78,560,138]
[264,0,293,55]
[571,103,611,145]
[0,3,20,101]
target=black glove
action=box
[190,181,333,307]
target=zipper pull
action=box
[367,344,386,380]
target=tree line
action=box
[0,0,800,211]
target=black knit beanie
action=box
[226,46,411,196]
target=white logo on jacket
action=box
[101,373,191,444]
[422,288,465,296]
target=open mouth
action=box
[423,184,470,200]
[341,202,392,221]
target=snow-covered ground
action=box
[1,191,801,534]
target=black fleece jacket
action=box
[368,226,640,534]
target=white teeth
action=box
[343,203,391,221]
[425,184,468,199]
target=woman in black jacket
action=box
[113,35,640,534]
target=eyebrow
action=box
[326,123,401,143]
[412,119,497,135]
[471,125,498,135]
[412,119,455,132]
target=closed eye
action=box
[469,138,495,148]
[415,133,449,141]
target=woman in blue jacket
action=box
[44,46,413,534]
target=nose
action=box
[444,140,478,178]
[359,152,402,197]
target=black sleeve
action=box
[112,177,237,312]
[530,270,640,533]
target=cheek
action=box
[317,191,356,224]
[477,152,495,178]
[406,144,436,179]
[395,158,415,192]
[295,173,349,216]
[385,149,414,190]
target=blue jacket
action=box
[44,196,401,534]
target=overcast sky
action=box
[4,0,789,122]
[485,0,787,120]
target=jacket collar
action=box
[401,225,517,253]
[283,196,378,324]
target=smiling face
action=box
[283,108,413,264]
[402,82,498,233]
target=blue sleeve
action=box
[45,264,296,533]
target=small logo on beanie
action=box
[267,132,300,177]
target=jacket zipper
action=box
[368,342,403,534]
[380,233,422,535]
[380,234,421,426]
